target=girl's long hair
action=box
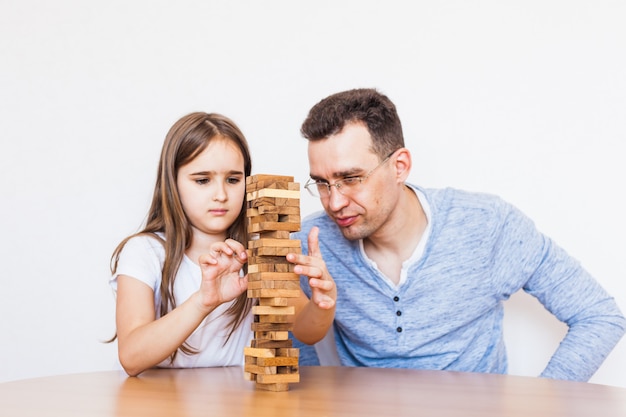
[110,112,253,359]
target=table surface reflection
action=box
[1,366,625,416]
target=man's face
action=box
[307,122,398,241]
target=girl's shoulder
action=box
[113,232,167,290]
[126,231,165,246]
[118,232,166,264]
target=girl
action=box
[110,112,335,376]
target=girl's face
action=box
[176,136,246,243]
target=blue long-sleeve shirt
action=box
[294,185,625,381]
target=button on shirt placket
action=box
[393,295,404,337]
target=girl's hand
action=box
[287,227,336,310]
[197,239,248,310]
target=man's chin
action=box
[339,225,365,241]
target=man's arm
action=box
[287,226,337,345]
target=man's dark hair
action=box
[300,88,405,158]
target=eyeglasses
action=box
[304,152,396,198]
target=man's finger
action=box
[307,226,321,258]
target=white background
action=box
[1,1,625,386]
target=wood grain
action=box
[1,367,626,417]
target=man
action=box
[292,88,625,381]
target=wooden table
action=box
[1,366,625,416]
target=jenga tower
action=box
[243,174,301,391]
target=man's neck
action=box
[363,186,427,284]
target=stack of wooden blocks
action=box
[243,174,301,391]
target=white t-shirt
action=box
[110,234,253,368]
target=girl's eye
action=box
[195,178,209,185]
[227,177,241,184]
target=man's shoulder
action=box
[420,186,509,214]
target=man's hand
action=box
[287,227,336,310]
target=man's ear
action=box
[392,148,411,183]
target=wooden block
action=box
[282,198,301,207]
[277,365,299,374]
[254,180,291,190]
[244,364,277,375]
[248,272,299,282]
[248,197,278,208]
[247,188,300,201]
[257,314,293,323]
[247,280,300,290]
[248,261,292,273]
[248,255,290,265]
[249,213,279,223]
[254,331,290,341]
[244,347,276,358]
[246,180,298,192]
[247,263,295,274]
[255,230,291,239]
[278,215,301,223]
[247,288,300,298]
[249,197,299,208]
[251,322,293,332]
[250,339,293,348]
[258,298,291,307]
[247,206,300,216]
[252,246,294,257]
[251,246,294,256]
[273,263,294,273]
[252,305,295,315]
[256,373,300,384]
[248,239,301,249]
[248,222,301,233]
[277,348,299,357]
[249,246,278,256]
[254,382,290,392]
[256,356,299,367]
[247,174,294,184]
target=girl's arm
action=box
[115,277,217,376]
[287,227,337,344]
[116,241,248,376]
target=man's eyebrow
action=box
[310,167,363,181]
